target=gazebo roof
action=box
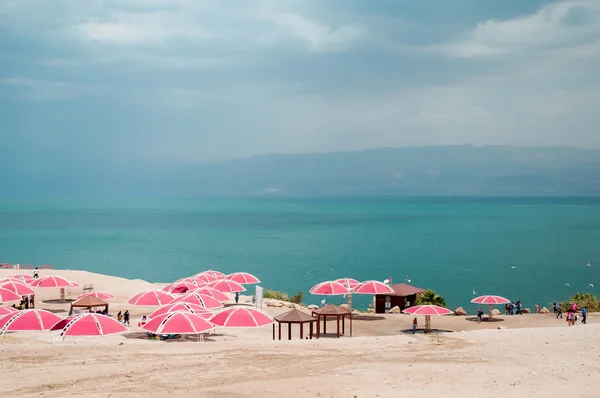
[378,283,426,297]
[313,304,350,316]
[275,308,316,323]
[71,295,108,308]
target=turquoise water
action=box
[1,197,599,312]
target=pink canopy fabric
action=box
[192,273,218,284]
[192,287,230,302]
[142,311,214,335]
[0,281,35,296]
[309,281,349,295]
[353,280,395,295]
[471,295,510,305]
[224,272,261,285]
[75,292,116,301]
[0,305,18,316]
[128,290,174,306]
[176,277,204,287]
[6,274,35,284]
[335,278,360,290]
[161,281,198,295]
[209,306,274,328]
[0,309,62,334]
[0,287,21,303]
[149,302,213,319]
[30,276,79,288]
[170,292,223,309]
[197,270,226,279]
[206,280,246,293]
[403,305,453,316]
[50,314,127,339]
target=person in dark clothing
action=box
[123,310,130,326]
[556,305,563,319]
[235,292,240,304]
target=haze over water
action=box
[1,196,598,312]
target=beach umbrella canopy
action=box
[142,311,214,335]
[176,277,206,287]
[224,272,261,285]
[335,278,360,290]
[403,305,453,316]
[192,287,230,302]
[5,274,35,284]
[0,309,62,334]
[353,280,395,295]
[30,276,79,288]
[206,280,246,293]
[471,295,510,305]
[0,280,35,296]
[0,305,18,316]
[149,302,213,319]
[50,313,127,338]
[309,281,349,295]
[197,270,226,280]
[161,281,198,295]
[192,273,218,284]
[170,292,223,309]
[75,292,116,301]
[128,290,174,306]
[0,287,21,303]
[209,306,274,328]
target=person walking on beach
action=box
[124,310,130,326]
[477,309,484,324]
[582,307,588,324]
[556,304,563,319]
[29,294,35,309]
[235,292,239,304]
[33,267,39,279]
[117,311,123,323]
[412,317,417,334]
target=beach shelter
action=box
[224,272,261,285]
[6,274,35,284]
[0,309,62,335]
[1,280,36,296]
[69,295,109,316]
[471,295,510,318]
[0,287,22,303]
[148,303,213,319]
[192,287,230,302]
[209,306,274,328]
[128,290,174,306]
[142,311,214,335]
[273,308,317,340]
[403,305,453,333]
[309,281,349,295]
[197,270,226,279]
[0,305,18,316]
[161,281,197,295]
[311,304,352,338]
[75,292,116,301]
[50,313,126,340]
[170,292,223,309]
[206,280,246,293]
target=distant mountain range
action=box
[4,146,600,197]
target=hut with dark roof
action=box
[311,304,352,338]
[375,283,426,314]
[273,308,317,340]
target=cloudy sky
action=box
[1,0,599,163]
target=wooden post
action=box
[272,323,275,340]
[278,322,281,340]
[323,315,327,334]
[350,312,353,337]
[336,316,340,338]
[288,322,291,340]
[300,323,304,339]
[342,316,345,335]
[310,322,313,339]
[316,315,320,339]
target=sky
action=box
[1,0,599,163]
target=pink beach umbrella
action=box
[403,305,453,333]
[192,287,230,302]
[6,274,36,285]
[176,277,206,287]
[335,278,360,290]
[171,292,223,310]
[209,306,274,328]
[128,290,174,306]
[0,309,62,334]
[206,280,246,293]
[224,272,261,285]
[161,281,198,295]
[75,292,116,301]
[142,311,214,335]
[197,270,226,280]
[0,287,21,303]
[471,295,510,318]
[309,281,349,295]
[30,276,79,288]
[50,313,127,340]
[192,273,218,284]
[353,280,395,295]
[0,280,35,296]
[149,302,213,320]
[0,305,18,316]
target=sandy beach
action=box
[1,269,598,397]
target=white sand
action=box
[1,269,598,397]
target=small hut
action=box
[69,295,109,316]
[375,283,425,314]
[311,304,352,338]
[273,308,317,340]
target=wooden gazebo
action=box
[273,309,317,340]
[311,304,352,338]
[69,295,108,316]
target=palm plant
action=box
[416,290,447,307]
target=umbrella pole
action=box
[488,304,493,318]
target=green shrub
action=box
[290,291,303,305]
[560,292,600,312]
[415,289,447,308]
[263,289,288,301]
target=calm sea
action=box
[1,197,598,312]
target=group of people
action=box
[15,295,35,310]
[504,300,523,315]
[117,310,130,326]
[553,302,588,326]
